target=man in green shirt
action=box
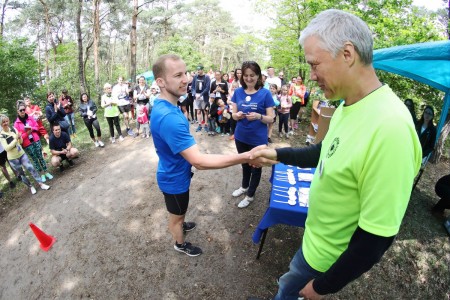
[250,9,422,300]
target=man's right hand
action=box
[249,145,279,167]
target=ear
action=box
[342,42,357,67]
[156,78,165,89]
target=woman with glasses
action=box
[14,101,53,182]
[230,61,275,208]
[0,114,50,195]
[416,105,436,159]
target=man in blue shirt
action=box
[151,54,252,257]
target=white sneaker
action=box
[30,186,37,195]
[111,137,116,144]
[285,133,290,139]
[40,183,50,190]
[98,140,105,147]
[94,141,100,147]
[232,187,248,197]
[238,196,254,208]
[119,135,124,142]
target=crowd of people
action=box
[0,7,447,300]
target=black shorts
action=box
[0,150,7,166]
[119,104,131,113]
[164,190,190,215]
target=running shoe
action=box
[41,174,46,183]
[182,222,197,233]
[45,173,53,180]
[119,135,125,142]
[98,141,105,147]
[174,242,202,257]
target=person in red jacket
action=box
[14,101,53,183]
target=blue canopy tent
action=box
[373,40,450,189]
[373,40,450,140]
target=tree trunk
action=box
[432,115,450,162]
[76,0,86,94]
[0,0,9,37]
[93,0,101,103]
[39,0,50,84]
[37,20,42,87]
[129,0,138,82]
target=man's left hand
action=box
[299,280,323,300]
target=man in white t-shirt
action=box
[266,66,282,90]
[112,76,134,136]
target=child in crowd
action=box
[227,81,240,140]
[217,99,231,136]
[136,103,150,138]
[268,84,280,143]
[278,84,292,138]
[207,95,218,136]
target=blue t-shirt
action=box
[232,87,275,146]
[150,99,196,194]
[49,132,71,151]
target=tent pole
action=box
[436,92,450,143]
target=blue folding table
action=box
[252,163,315,259]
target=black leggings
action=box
[106,116,121,138]
[290,102,301,120]
[235,139,262,197]
[83,118,102,139]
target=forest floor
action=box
[0,121,449,300]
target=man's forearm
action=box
[313,227,395,295]
[275,143,321,168]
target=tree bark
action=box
[39,0,50,84]
[433,115,450,162]
[0,0,9,37]
[76,0,86,94]
[93,0,101,103]
[129,0,138,82]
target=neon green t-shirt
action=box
[101,94,120,118]
[303,85,422,273]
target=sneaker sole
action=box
[173,245,202,257]
[183,225,196,233]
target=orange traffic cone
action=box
[29,223,56,252]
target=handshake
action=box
[245,145,279,168]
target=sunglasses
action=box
[19,109,25,112]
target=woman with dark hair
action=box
[14,101,53,182]
[404,98,417,125]
[416,105,437,158]
[45,91,69,133]
[79,92,105,148]
[231,61,275,208]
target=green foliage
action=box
[155,34,204,71]
[0,38,39,118]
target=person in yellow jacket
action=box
[0,114,50,195]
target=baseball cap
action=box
[261,71,268,77]
[196,65,204,70]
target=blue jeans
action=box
[274,248,323,300]
[65,112,76,135]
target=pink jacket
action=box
[14,116,40,148]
